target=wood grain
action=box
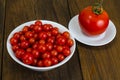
[68,0,120,80]
[3,0,82,80]
[0,0,5,79]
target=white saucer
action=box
[68,15,116,46]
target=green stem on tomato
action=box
[92,0,103,15]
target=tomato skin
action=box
[43,58,52,67]
[78,6,109,35]
[20,40,29,49]
[35,20,42,26]
[10,37,18,45]
[15,49,25,59]
[22,53,34,65]
[51,57,58,65]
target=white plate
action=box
[68,15,116,46]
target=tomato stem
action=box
[92,0,103,15]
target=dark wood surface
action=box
[1,0,120,80]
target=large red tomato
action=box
[78,6,109,36]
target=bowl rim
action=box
[6,20,76,71]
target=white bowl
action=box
[7,20,76,71]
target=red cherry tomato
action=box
[33,25,42,33]
[43,24,52,31]
[46,43,53,51]
[15,49,25,59]
[51,49,58,57]
[42,52,51,59]
[22,53,34,65]
[12,44,19,52]
[51,27,59,36]
[25,31,33,39]
[56,45,63,53]
[32,49,40,58]
[22,26,29,33]
[62,31,70,39]
[20,40,29,49]
[39,32,47,40]
[10,37,18,45]
[56,36,66,45]
[78,6,109,35]
[51,57,58,65]
[37,60,43,67]
[38,44,46,53]
[57,54,65,62]
[26,48,32,53]
[39,39,45,45]
[13,32,20,39]
[35,20,42,26]
[43,58,52,67]
[47,36,55,44]
[67,38,74,47]
[29,38,35,44]
[63,48,71,57]
[20,35,26,41]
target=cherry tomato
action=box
[10,37,18,45]
[38,44,46,53]
[78,6,109,35]
[56,36,66,45]
[57,54,65,62]
[39,39,45,45]
[26,48,32,53]
[20,35,26,41]
[32,42,39,49]
[51,27,59,36]
[62,31,70,39]
[51,49,58,57]
[56,45,63,53]
[37,60,43,67]
[39,32,47,40]
[42,52,51,59]
[35,20,42,26]
[33,25,42,33]
[20,40,29,49]
[43,58,52,67]
[43,24,51,31]
[25,31,33,39]
[46,31,52,37]
[47,36,55,44]
[51,57,58,65]
[29,38,35,44]
[32,49,40,58]
[22,26,29,33]
[12,44,19,52]
[46,43,53,51]
[63,48,71,57]
[32,58,38,66]
[13,32,20,39]
[22,53,34,65]
[67,38,74,47]
[15,49,25,59]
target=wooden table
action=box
[0,0,120,80]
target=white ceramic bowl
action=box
[7,20,76,71]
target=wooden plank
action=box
[0,0,5,79]
[68,0,120,80]
[3,0,83,80]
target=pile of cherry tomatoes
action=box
[10,20,74,67]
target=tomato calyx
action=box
[92,0,103,15]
